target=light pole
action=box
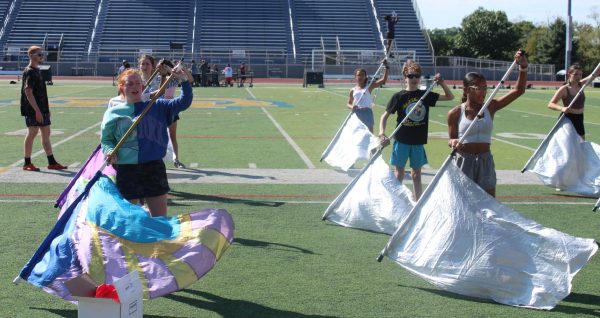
[565,0,572,72]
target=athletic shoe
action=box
[173,159,186,169]
[48,163,68,170]
[23,163,40,172]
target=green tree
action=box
[428,27,459,56]
[536,17,580,71]
[573,9,600,74]
[455,7,519,60]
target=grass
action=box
[0,79,599,317]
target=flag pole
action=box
[322,81,437,220]
[14,60,186,285]
[377,60,519,262]
[594,197,600,212]
[320,44,393,162]
[522,61,600,173]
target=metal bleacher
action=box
[193,0,290,61]
[373,0,433,66]
[0,0,435,74]
[291,0,379,56]
[97,0,192,61]
[3,0,98,61]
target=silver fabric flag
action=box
[524,117,600,197]
[383,162,597,309]
[323,113,379,171]
[326,156,415,234]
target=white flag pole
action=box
[522,61,600,173]
[322,81,437,220]
[377,60,520,262]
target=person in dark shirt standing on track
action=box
[20,45,67,171]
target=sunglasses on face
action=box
[406,74,420,79]
[34,53,43,57]
[468,86,487,92]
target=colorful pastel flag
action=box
[322,113,379,171]
[325,156,414,234]
[523,117,600,197]
[381,161,597,309]
[21,148,234,301]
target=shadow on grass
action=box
[411,286,600,315]
[234,237,316,255]
[30,307,184,318]
[167,168,276,181]
[168,190,285,207]
[165,289,338,318]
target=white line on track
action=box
[506,108,600,126]
[245,87,315,169]
[9,122,102,167]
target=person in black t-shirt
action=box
[378,60,454,200]
[20,45,67,171]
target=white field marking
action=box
[69,162,81,168]
[244,86,257,100]
[261,108,315,169]
[9,121,102,167]
[189,163,198,168]
[320,88,387,109]
[429,119,536,152]
[248,163,257,169]
[5,128,66,136]
[244,86,316,169]
[507,108,600,127]
[0,199,593,206]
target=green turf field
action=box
[1,79,599,317]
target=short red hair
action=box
[27,45,42,56]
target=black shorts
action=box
[115,160,170,200]
[24,113,51,127]
[564,113,585,136]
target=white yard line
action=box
[10,122,102,167]
[245,87,316,169]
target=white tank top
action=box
[352,86,373,109]
[458,103,493,144]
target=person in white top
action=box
[346,60,389,132]
[222,64,233,87]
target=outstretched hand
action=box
[515,49,528,68]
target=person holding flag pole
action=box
[320,56,391,162]
[379,60,454,200]
[322,80,438,224]
[346,60,389,132]
[521,62,600,196]
[447,49,528,197]
[547,63,600,140]
[13,59,194,285]
[101,63,194,217]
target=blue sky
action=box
[416,0,599,29]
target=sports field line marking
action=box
[245,87,315,169]
[9,121,101,167]
[506,108,600,126]
[429,119,536,152]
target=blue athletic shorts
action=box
[390,141,428,169]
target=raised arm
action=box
[433,73,454,101]
[489,50,528,114]
[369,60,389,92]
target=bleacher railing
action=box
[0,48,556,81]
